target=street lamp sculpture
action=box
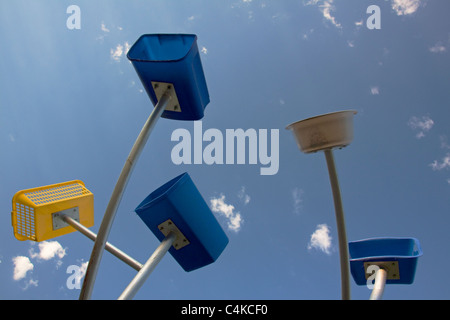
[349,237,423,300]
[80,34,211,299]
[286,110,357,300]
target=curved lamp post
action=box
[80,34,211,299]
[286,110,357,300]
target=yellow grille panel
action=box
[12,180,94,242]
[24,183,91,205]
[13,203,36,241]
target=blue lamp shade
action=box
[135,173,228,272]
[127,34,210,121]
[349,237,423,285]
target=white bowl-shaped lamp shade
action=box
[286,110,357,153]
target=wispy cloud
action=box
[430,153,450,171]
[305,0,342,29]
[210,194,243,232]
[292,187,304,214]
[308,224,332,255]
[370,86,380,95]
[101,22,110,33]
[440,135,450,150]
[238,186,251,205]
[111,42,131,62]
[429,43,447,54]
[408,116,434,139]
[75,261,89,286]
[391,0,422,16]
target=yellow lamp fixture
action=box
[11,180,94,242]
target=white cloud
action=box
[111,42,131,62]
[210,194,243,232]
[391,0,421,16]
[408,116,434,139]
[370,86,380,95]
[292,187,304,214]
[75,261,89,285]
[238,186,251,205]
[306,0,341,29]
[302,28,315,40]
[101,22,110,33]
[430,153,450,171]
[29,241,66,261]
[308,224,332,255]
[429,44,446,53]
[321,1,341,28]
[12,241,67,289]
[111,44,124,61]
[12,256,34,281]
[440,135,450,150]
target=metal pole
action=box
[61,215,143,271]
[118,232,177,300]
[369,268,387,300]
[324,149,351,300]
[80,89,172,300]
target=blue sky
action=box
[1,0,449,300]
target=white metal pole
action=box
[118,232,177,300]
[324,149,351,300]
[80,90,172,300]
[61,214,143,271]
[370,268,387,300]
